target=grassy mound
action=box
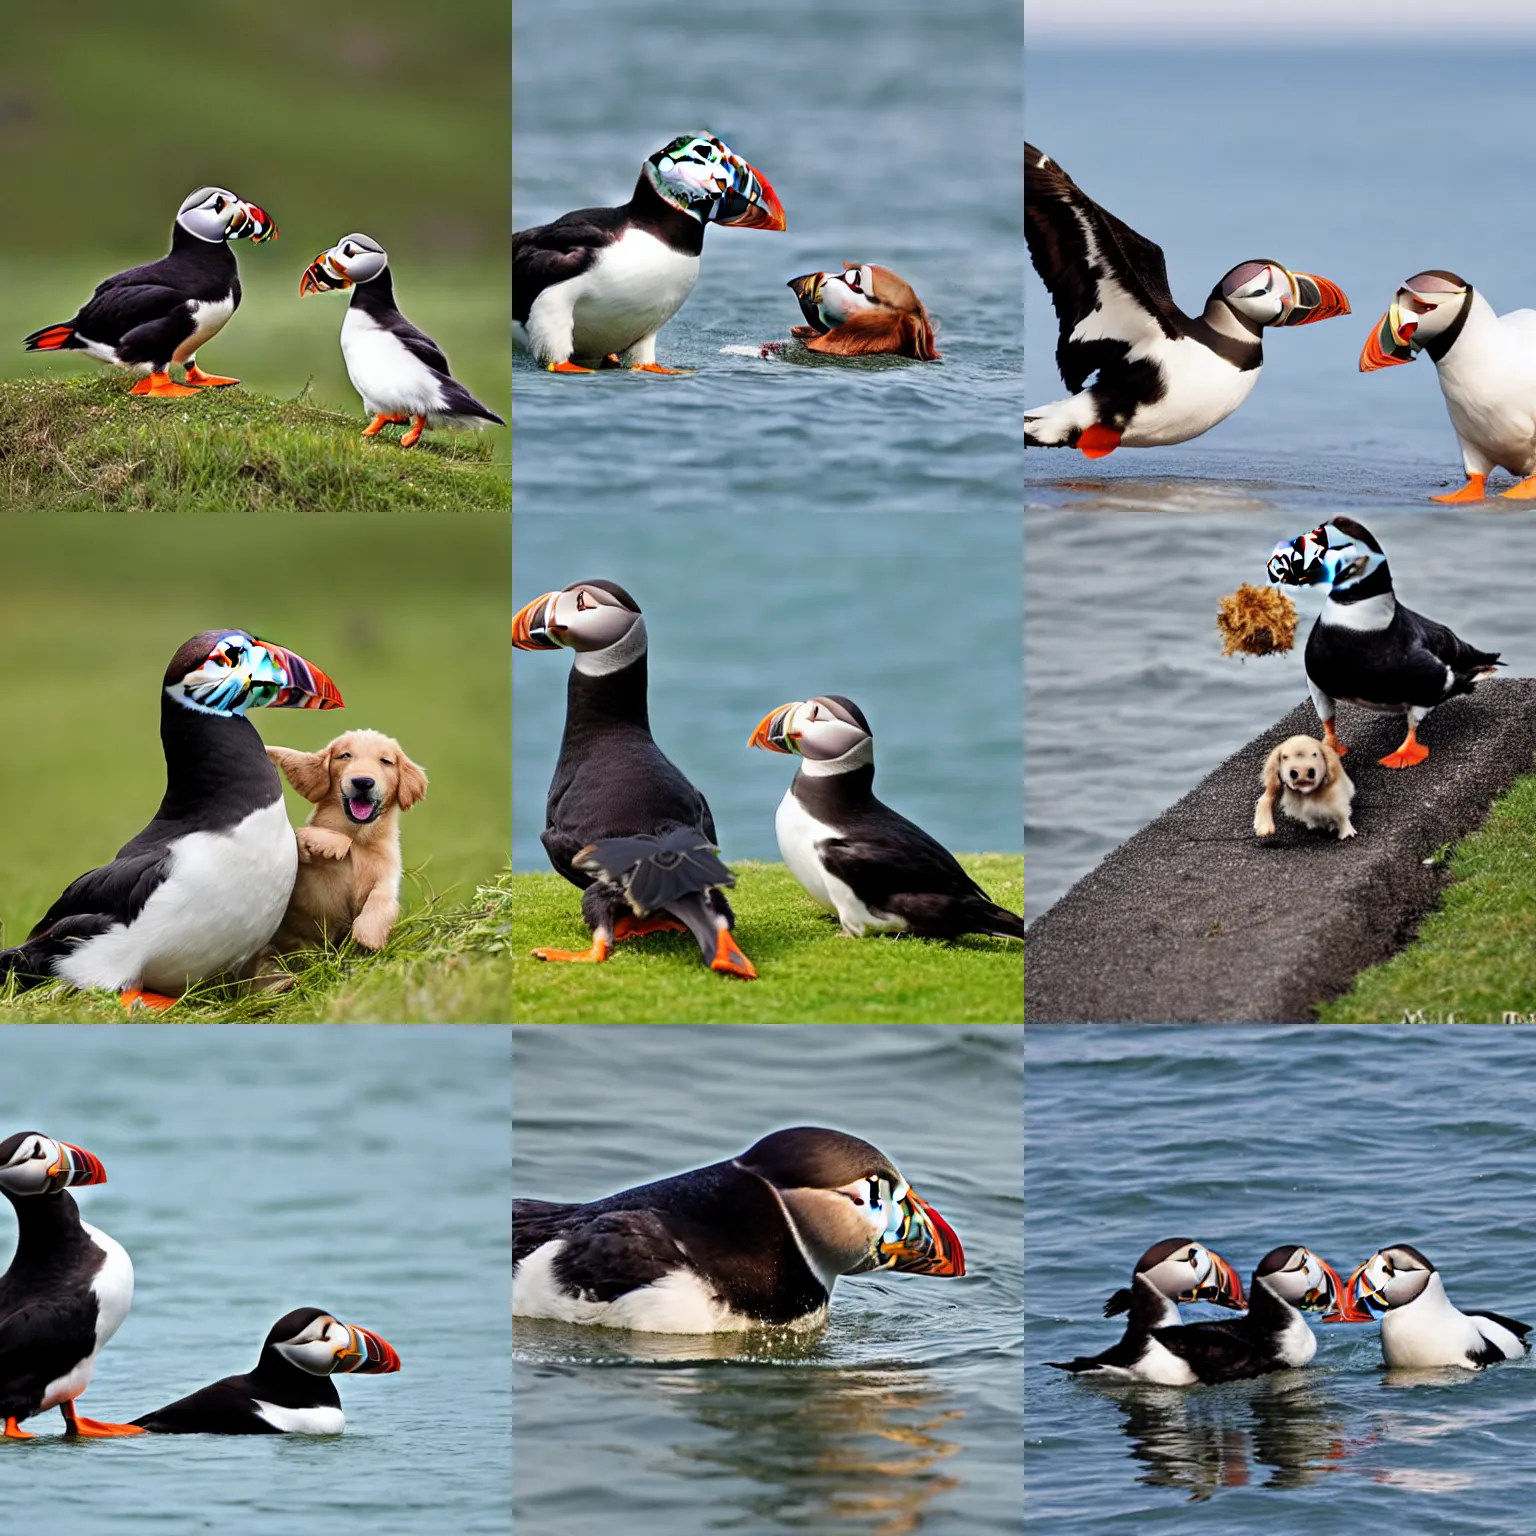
[1321,773,1536,1024]
[508,857,1024,1024]
[0,375,507,514]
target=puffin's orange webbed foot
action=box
[1076,424,1122,459]
[129,371,198,399]
[182,365,239,387]
[632,363,693,375]
[3,1417,35,1439]
[1379,737,1430,769]
[361,413,408,437]
[1501,474,1536,500]
[532,937,611,964]
[547,360,594,373]
[1430,474,1488,503]
[711,928,758,980]
[63,1407,145,1439]
[119,989,177,1013]
[613,915,687,942]
[399,415,426,448]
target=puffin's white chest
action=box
[340,308,444,416]
[39,1221,133,1411]
[1435,307,1536,472]
[171,296,237,362]
[1380,1282,1499,1368]
[254,1400,346,1434]
[1272,1308,1317,1368]
[774,788,908,937]
[56,798,298,993]
[568,230,699,357]
[1120,337,1260,445]
[1122,1336,1199,1386]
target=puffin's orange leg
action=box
[119,989,177,1013]
[361,413,408,437]
[61,1401,144,1438]
[1430,473,1487,503]
[1379,719,1430,769]
[1076,424,1121,459]
[1501,474,1536,500]
[1321,719,1348,757]
[546,360,594,374]
[129,371,198,399]
[3,1417,35,1439]
[632,363,693,375]
[711,928,758,981]
[532,936,611,964]
[182,364,240,387]
[399,415,426,448]
[613,914,688,941]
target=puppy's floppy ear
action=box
[395,750,429,811]
[1261,745,1283,795]
[1319,738,1344,784]
[267,744,333,804]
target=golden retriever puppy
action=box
[262,730,428,956]
[1254,734,1355,840]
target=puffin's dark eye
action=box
[576,591,591,611]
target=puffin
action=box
[1047,1238,1247,1378]
[1267,516,1501,768]
[747,695,1023,941]
[0,630,342,1010]
[513,579,756,979]
[1024,143,1349,455]
[132,1308,400,1434]
[777,263,940,359]
[23,187,277,397]
[512,1126,964,1333]
[513,133,786,373]
[299,233,505,447]
[1343,1244,1531,1370]
[0,1131,141,1439]
[1360,270,1536,502]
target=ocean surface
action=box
[0,1027,509,1536]
[1027,1026,1536,1530]
[512,1023,1023,1535]
[1024,48,1536,917]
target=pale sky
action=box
[1028,0,1536,40]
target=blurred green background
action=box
[0,0,508,457]
[0,514,509,947]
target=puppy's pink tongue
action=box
[349,798,374,821]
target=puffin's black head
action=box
[1252,1244,1354,1315]
[747,695,873,765]
[643,134,786,230]
[1120,1237,1246,1312]
[299,232,389,295]
[1267,517,1388,591]
[175,187,277,244]
[264,1308,402,1376]
[1213,260,1350,329]
[512,579,645,656]
[0,1131,108,1196]
[164,630,344,718]
[1342,1243,1438,1317]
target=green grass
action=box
[1320,773,1536,1024]
[508,857,1024,1023]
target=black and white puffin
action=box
[1343,1244,1531,1370]
[778,263,939,360]
[747,695,1023,941]
[1267,516,1501,768]
[1360,270,1536,502]
[0,1131,141,1439]
[23,187,277,397]
[299,233,505,447]
[512,1127,964,1333]
[1047,1238,1247,1378]
[513,133,786,373]
[132,1307,400,1434]
[1024,143,1349,455]
[0,630,342,1010]
[512,579,756,978]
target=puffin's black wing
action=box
[432,372,506,426]
[1048,1272,1169,1372]
[1025,142,1185,392]
[1467,1309,1532,1341]
[514,1202,689,1304]
[574,829,735,915]
[1398,606,1502,686]
[132,1376,281,1435]
[0,1293,101,1419]
[512,209,624,327]
[380,312,453,378]
[1465,1309,1531,1364]
[29,846,173,940]
[1151,1318,1271,1383]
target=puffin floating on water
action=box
[513,579,757,979]
[773,263,940,360]
[1024,143,1349,456]
[1360,270,1536,502]
[1268,516,1501,768]
[513,1127,964,1332]
[0,1131,142,1439]
[132,1308,401,1434]
[23,187,277,397]
[514,134,786,373]
[0,630,342,1010]
[748,695,1023,941]
[300,233,505,447]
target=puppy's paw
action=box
[1338,819,1358,840]
[351,913,394,951]
[1253,809,1276,838]
[298,827,352,861]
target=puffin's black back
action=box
[1149,1271,1293,1384]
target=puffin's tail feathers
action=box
[434,374,506,427]
[574,828,735,917]
[1,913,117,993]
[0,939,59,992]
[23,323,79,352]
[1045,1356,1100,1374]
[1102,1287,1135,1319]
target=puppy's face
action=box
[1276,735,1329,795]
[326,731,407,825]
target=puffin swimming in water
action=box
[1024,143,1349,456]
[1343,1244,1531,1370]
[1047,1238,1247,1378]
[0,630,342,1010]
[513,579,757,978]
[775,263,939,360]
[514,133,786,373]
[0,1131,141,1438]
[512,1126,964,1332]
[23,187,277,397]
[1268,516,1501,768]
[132,1308,401,1434]
[299,232,505,447]
[1360,270,1536,502]
[748,695,1022,941]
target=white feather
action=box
[253,1400,346,1434]
[38,1222,133,1411]
[773,787,908,937]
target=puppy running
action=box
[1254,733,1356,840]
[263,729,428,958]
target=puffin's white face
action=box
[748,696,873,764]
[0,1132,108,1196]
[819,268,877,324]
[1138,1239,1246,1308]
[779,1171,965,1282]
[1257,1244,1349,1312]
[299,233,390,294]
[1218,261,1349,329]
[1360,271,1470,370]
[273,1314,402,1376]
[512,581,642,654]
[1348,1246,1434,1312]
[176,187,277,244]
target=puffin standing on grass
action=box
[1267,516,1501,768]
[777,263,940,359]
[512,579,757,979]
[1024,143,1349,455]
[514,133,786,373]
[132,1308,401,1434]
[513,1127,964,1332]
[0,1131,141,1439]
[0,630,342,1010]
[748,695,1023,941]
[23,187,277,397]
[299,233,505,447]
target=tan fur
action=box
[254,730,428,972]
[1254,734,1355,840]
[801,263,941,360]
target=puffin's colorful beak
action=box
[1192,1250,1246,1310]
[787,273,825,304]
[748,702,801,753]
[1320,1258,1375,1322]
[1275,271,1350,326]
[229,201,277,243]
[334,1324,401,1375]
[712,158,787,231]
[1328,1258,1384,1322]
[299,251,350,295]
[257,642,344,710]
[880,1191,965,1277]
[512,592,565,650]
[46,1140,107,1191]
[1360,304,1418,371]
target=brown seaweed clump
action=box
[1217,583,1298,657]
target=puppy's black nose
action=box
[349,777,376,794]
